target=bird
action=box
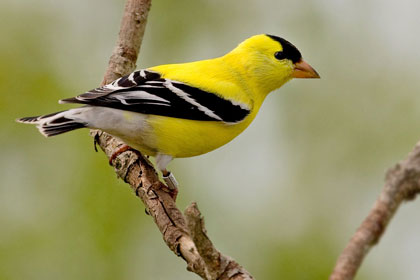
[18,34,319,191]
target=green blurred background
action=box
[1,0,420,279]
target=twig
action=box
[101,0,150,85]
[91,0,254,279]
[329,142,420,280]
[185,203,254,280]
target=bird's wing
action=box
[60,70,250,123]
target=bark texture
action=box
[92,0,254,279]
[329,142,420,280]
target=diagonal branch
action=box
[101,0,150,85]
[329,142,420,280]
[91,0,254,279]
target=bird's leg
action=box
[109,144,140,165]
[162,169,179,201]
[151,154,179,200]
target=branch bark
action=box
[91,0,254,279]
[329,142,420,280]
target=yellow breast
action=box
[146,113,256,158]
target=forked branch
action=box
[92,0,254,279]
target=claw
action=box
[93,133,100,152]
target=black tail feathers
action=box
[17,110,87,137]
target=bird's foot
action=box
[145,179,178,201]
[109,144,140,165]
[165,185,178,201]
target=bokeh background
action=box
[1,0,420,279]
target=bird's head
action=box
[226,34,319,95]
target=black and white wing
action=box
[60,70,250,123]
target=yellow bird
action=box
[18,34,319,189]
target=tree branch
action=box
[91,0,254,279]
[329,142,420,280]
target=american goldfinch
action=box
[18,34,319,188]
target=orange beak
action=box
[292,60,320,79]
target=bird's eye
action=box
[274,51,286,60]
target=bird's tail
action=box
[17,109,88,137]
